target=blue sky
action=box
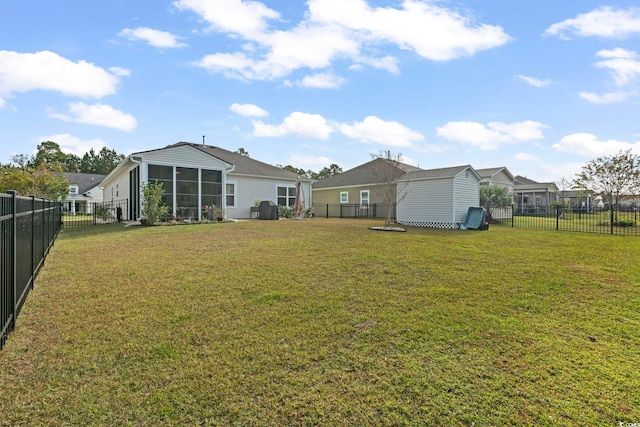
[1,1,640,183]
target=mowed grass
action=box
[1,219,639,426]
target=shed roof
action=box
[313,158,422,189]
[400,165,478,181]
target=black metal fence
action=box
[489,204,640,236]
[313,203,396,219]
[1,192,63,351]
[62,199,129,228]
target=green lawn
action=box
[1,219,639,426]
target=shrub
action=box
[141,181,170,225]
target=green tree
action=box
[80,147,124,174]
[0,163,69,199]
[235,147,250,157]
[574,149,640,218]
[312,164,342,180]
[30,141,81,172]
[141,181,170,225]
[480,185,512,222]
[282,165,310,177]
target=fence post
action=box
[556,206,560,231]
[610,205,614,235]
[511,204,515,228]
[8,191,17,332]
[31,196,35,290]
[326,204,329,219]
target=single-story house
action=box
[62,172,106,214]
[476,167,515,194]
[514,175,558,214]
[100,142,312,221]
[396,165,481,229]
[476,167,515,220]
[312,158,422,217]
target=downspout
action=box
[129,156,142,219]
[222,164,236,216]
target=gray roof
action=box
[476,167,514,181]
[166,142,309,181]
[313,158,422,189]
[400,165,476,181]
[63,173,106,194]
[514,175,539,185]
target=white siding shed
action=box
[397,165,481,229]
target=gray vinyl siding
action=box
[397,178,453,226]
[227,175,312,218]
[453,172,480,224]
[141,145,230,171]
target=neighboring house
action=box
[559,189,594,212]
[476,167,515,220]
[476,167,515,193]
[100,142,312,221]
[62,172,105,215]
[396,165,481,229]
[312,157,422,209]
[514,175,558,213]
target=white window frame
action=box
[226,181,237,208]
[276,185,297,207]
[340,191,348,203]
[68,185,79,195]
[360,190,370,208]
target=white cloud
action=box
[173,0,280,38]
[339,116,424,147]
[0,50,127,100]
[517,75,551,87]
[299,72,346,89]
[552,133,640,157]
[308,0,511,61]
[37,134,108,157]
[578,91,628,104]
[545,7,640,39]
[182,0,510,83]
[436,120,546,150]
[252,111,334,139]
[288,154,333,170]
[593,48,640,86]
[514,152,538,161]
[119,27,187,48]
[229,103,268,117]
[48,102,137,132]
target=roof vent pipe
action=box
[202,135,205,146]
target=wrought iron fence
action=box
[62,199,129,228]
[489,204,640,236]
[1,191,63,351]
[313,203,396,219]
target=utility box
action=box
[258,200,279,220]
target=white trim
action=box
[360,190,370,207]
[340,191,348,203]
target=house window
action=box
[360,190,370,207]
[277,186,296,207]
[340,192,348,203]
[148,164,174,208]
[201,169,223,211]
[69,186,78,195]
[226,183,236,207]
[176,167,198,217]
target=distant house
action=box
[476,167,515,193]
[100,142,312,221]
[559,189,594,212]
[397,165,481,229]
[514,175,558,213]
[476,167,515,220]
[312,158,422,217]
[62,173,105,215]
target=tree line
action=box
[1,141,124,199]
